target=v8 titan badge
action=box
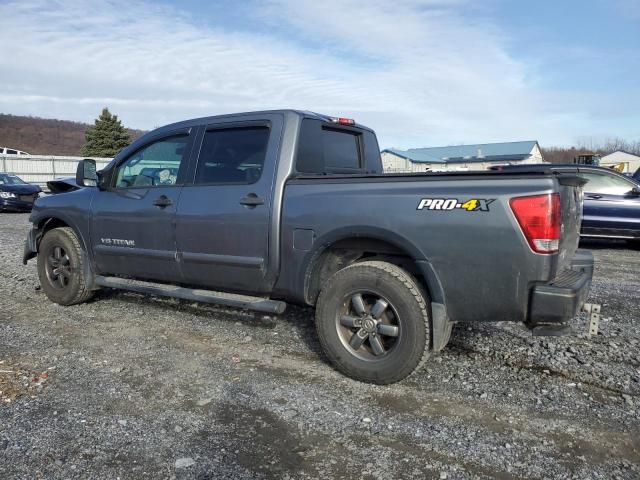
[417,198,495,212]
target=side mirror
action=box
[76,159,98,187]
[630,187,640,196]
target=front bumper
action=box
[528,249,594,325]
[0,197,36,212]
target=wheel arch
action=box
[301,226,443,307]
[32,213,90,255]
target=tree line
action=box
[542,138,640,164]
[0,110,144,156]
[3,108,638,162]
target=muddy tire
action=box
[315,260,430,384]
[37,227,94,306]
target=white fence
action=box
[0,154,112,187]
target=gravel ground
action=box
[1,213,639,479]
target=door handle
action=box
[153,195,173,208]
[586,194,602,200]
[239,193,264,208]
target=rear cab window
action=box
[323,128,360,170]
[295,118,381,175]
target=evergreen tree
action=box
[82,108,131,157]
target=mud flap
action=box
[431,302,453,351]
[22,227,39,265]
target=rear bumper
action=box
[570,249,595,277]
[528,250,594,325]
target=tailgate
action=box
[556,175,585,270]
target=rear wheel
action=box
[37,227,94,305]
[315,261,430,384]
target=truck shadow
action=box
[89,287,526,369]
[91,288,326,357]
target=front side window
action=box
[580,172,636,195]
[194,126,270,185]
[115,136,189,188]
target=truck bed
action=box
[276,170,583,326]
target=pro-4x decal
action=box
[417,198,495,212]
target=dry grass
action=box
[0,360,49,404]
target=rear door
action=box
[90,129,195,281]
[175,114,283,293]
[578,170,640,237]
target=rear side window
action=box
[580,172,636,195]
[194,126,270,185]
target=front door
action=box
[579,171,640,237]
[90,131,194,281]
[175,115,283,293]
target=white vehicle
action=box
[0,147,30,155]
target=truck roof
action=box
[149,109,374,138]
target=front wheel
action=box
[315,261,430,384]
[37,227,94,306]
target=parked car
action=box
[0,147,30,155]
[491,164,640,244]
[23,110,593,384]
[0,173,42,212]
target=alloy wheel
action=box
[45,245,72,290]
[336,292,401,361]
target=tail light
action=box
[509,193,561,254]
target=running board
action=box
[94,276,287,314]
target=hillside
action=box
[0,114,145,156]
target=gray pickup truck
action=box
[24,110,594,384]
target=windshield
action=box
[0,174,27,185]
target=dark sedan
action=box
[0,173,42,212]
[491,164,640,244]
[577,166,640,242]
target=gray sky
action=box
[1,0,638,149]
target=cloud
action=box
[0,0,634,147]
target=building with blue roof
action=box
[381,140,545,172]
